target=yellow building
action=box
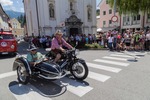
[10,18,24,36]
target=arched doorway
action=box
[69,28,78,36]
[65,15,83,36]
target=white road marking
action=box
[54,77,93,97]
[120,51,146,56]
[87,62,121,73]
[88,71,111,82]
[0,71,16,79]
[110,54,140,58]
[10,84,51,100]
[103,56,128,61]
[94,59,129,67]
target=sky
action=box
[0,0,101,13]
[0,0,24,12]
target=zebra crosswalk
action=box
[6,51,147,99]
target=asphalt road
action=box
[0,41,150,100]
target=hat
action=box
[54,30,63,36]
[27,44,37,51]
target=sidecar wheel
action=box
[71,62,88,81]
[17,65,29,84]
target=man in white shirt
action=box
[146,30,150,51]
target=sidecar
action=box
[13,55,67,84]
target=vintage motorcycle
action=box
[13,47,89,84]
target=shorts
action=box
[125,43,130,46]
[51,49,65,59]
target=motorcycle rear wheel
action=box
[71,62,88,80]
[17,65,29,84]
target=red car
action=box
[0,31,17,56]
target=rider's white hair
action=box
[54,30,63,36]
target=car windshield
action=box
[0,34,14,39]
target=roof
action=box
[0,4,9,19]
[100,26,120,32]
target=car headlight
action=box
[11,45,15,49]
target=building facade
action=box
[98,0,150,32]
[24,0,97,36]
[10,18,24,36]
[98,0,120,32]
[121,12,150,31]
[0,4,10,31]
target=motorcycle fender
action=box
[75,58,86,64]
[13,57,32,75]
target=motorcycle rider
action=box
[51,30,73,63]
[27,44,44,66]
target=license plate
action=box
[2,52,8,55]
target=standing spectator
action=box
[134,31,140,51]
[108,34,114,51]
[146,30,150,51]
[124,30,131,50]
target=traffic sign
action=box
[111,15,118,22]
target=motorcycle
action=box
[13,45,89,84]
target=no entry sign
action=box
[111,15,118,22]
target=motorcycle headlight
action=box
[75,49,79,55]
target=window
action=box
[109,20,112,24]
[148,13,150,19]
[137,15,140,20]
[123,17,126,22]
[116,8,118,12]
[70,2,73,10]
[147,13,150,22]
[103,21,106,27]
[109,9,112,14]
[127,16,130,22]
[133,16,136,21]
[106,0,109,4]
[49,3,55,18]
[0,34,14,39]
[103,11,106,15]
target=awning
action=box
[101,27,120,32]
[97,28,102,32]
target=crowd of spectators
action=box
[25,28,150,52]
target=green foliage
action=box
[84,43,104,49]
[96,9,100,16]
[17,14,26,27]
[108,0,150,15]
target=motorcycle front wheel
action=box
[70,62,88,80]
[17,64,29,84]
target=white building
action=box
[24,0,97,37]
[121,12,150,31]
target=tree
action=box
[108,0,150,15]
[96,9,100,16]
[108,0,150,28]
[17,14,25,27]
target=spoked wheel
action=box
[71,62,88,80]
[17,64,29,84]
